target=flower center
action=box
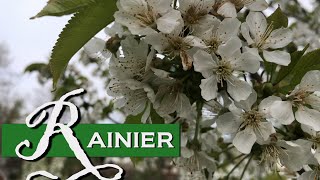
[241,110,264,129]
[184,5,208,25]
[166,36,190,54]
[205,38,220,53]
[134,5,159,27]
[261,144,281,170]
[214,60,233,84]
[290,90,311,107]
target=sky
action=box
[0,1,72,109]
[0,1,107,111]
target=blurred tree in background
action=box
[0,43,24,180]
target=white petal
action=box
[193,50,216,78]
[84,37,105,58]
[200,76,218,101]
[246,12,267,42]
[192,15,218,35]
[263,28,293,49]
[246,0,268,11]
[255,122,276,143]
[228,103,244,116]
[123,92,148,115]
[300,70,320,92]
[196,18,221,39]
[243,47,263,61]
[148,0,172,14]
[269,100,295,125]
[305,94,320,111]
[141,102,151,123]
[231,52,260,73]
[217,2,237,18]
[144,33,169,52]
[119,0,147,13]
[280,139,315,172]
[156,10,183,34]
[233,127,257,154]
[301,124,317,137]
[217,18,241,42]
[241,23,255,45]
[114,11,156,35]
[176,93,193,119]
[181,147,194,158]
[217,36,242,59]
[298,171,317,180]
[227,76,253,102]
[259,96,282,118]
[314,147,320,165]
[216,112,242,134]
[296,107,320,131]
[184,36,207,48]
[263,50,291,66]
[234,90,257,111]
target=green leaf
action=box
[267,7,288,29]
[150,108,165,124]
[24,63,48,73]
[274,44,309,84]
[31,0,96,19]
[49,0,117,89]
[278,48,320,93]
[124,113,143,124]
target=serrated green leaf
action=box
[278,48,320,93]
[274,44,309,84]
[31,0,96,19]
[267,7,288,29]
[49,0,117,89]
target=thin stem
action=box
[269,63,275,82]
[193,101,203,141]
[226,155,249,179]
[218,145,235,155]
[240,155,254,180]
[218,154,245,169]
[169,117,180,124]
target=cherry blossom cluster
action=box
[84,0,320,179]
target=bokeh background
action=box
[0,0,320,179]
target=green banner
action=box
[2,124,180,157]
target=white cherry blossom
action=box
[216,91,276,154]
[193,38,260,102]
[114,0,182,35]
[179,0,216,33]
[145,15,206,70]
[195,18,241,53]
[241,12,293,66]
[267,70,320,130]
[260,138,315,171]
